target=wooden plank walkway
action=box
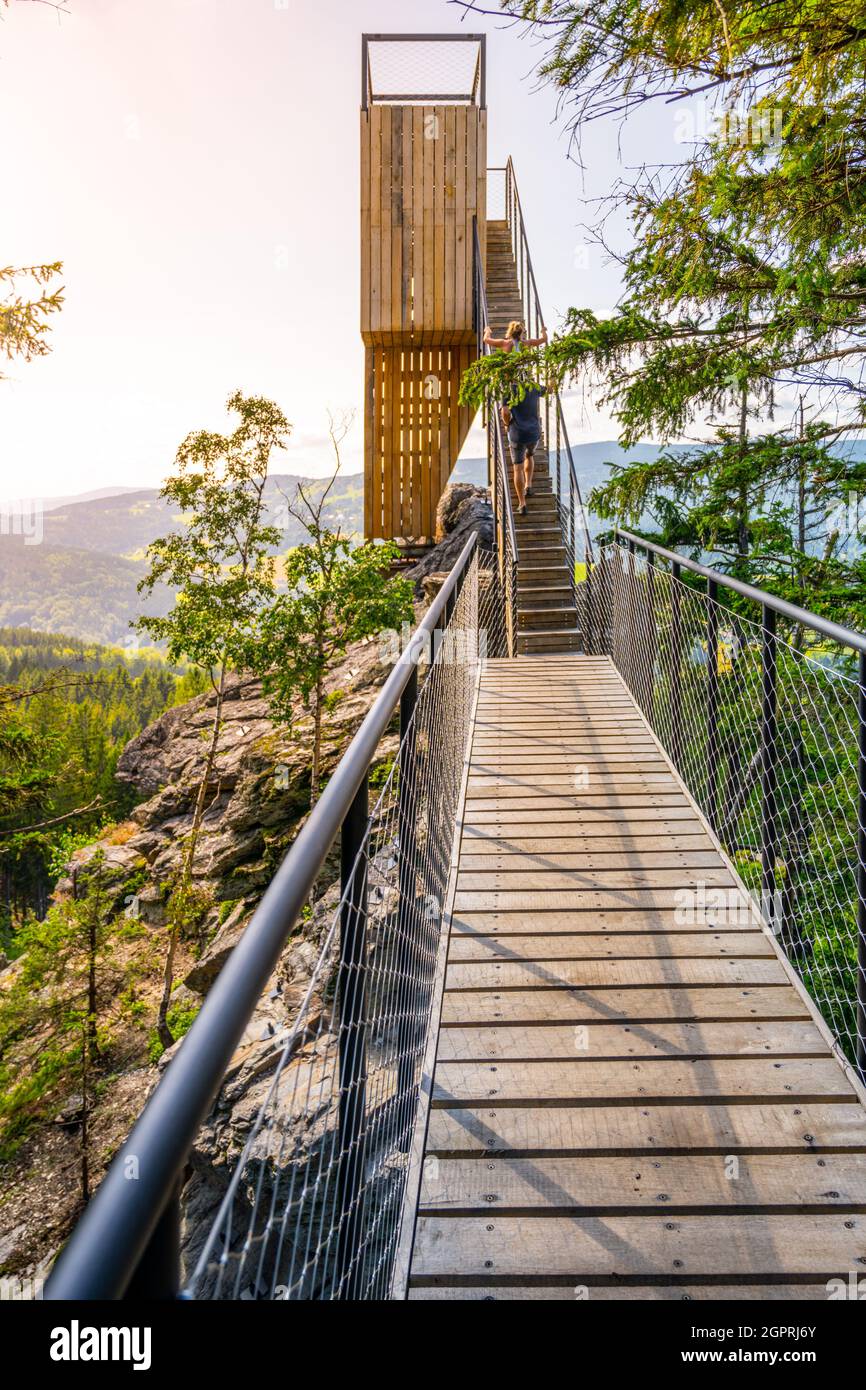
[406,654,866,1299]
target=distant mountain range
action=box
[0,474,364,646]
[4,439,865,645]
[39,486,147,513]
[7,474,364,561]
[451,440,698,498]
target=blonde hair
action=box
[506,320,524,340]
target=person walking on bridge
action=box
[483,320,548,514]
[504,379,546,515]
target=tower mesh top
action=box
[366,38,482,104]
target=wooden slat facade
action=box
[361,103,486,539]
[404,655,866,1299]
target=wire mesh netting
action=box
[487,415,518,657]
[486,166,508,223]
[184,550,505,1301]
[475,216,518,658]
[366,38,482,104]
[580,542,865,1068]
[546,397,594,592]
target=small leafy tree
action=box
[255,419,415,805]
[136,391,288,1049]
[0,851,118,1203]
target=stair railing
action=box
[488,159,595,646]
[474,214,517,656]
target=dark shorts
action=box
[508,429,539,465]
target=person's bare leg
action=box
[524,450,535,496]
[513,463,526,512]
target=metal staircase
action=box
[511,448,583,653]
[479,168,591,654]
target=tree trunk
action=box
[80,1021,90,1205]
[185,664,228,874]
[156,923,181,1051]
[310,672,324,807]
[87,911,99,1060]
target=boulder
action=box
[407,483,493,586]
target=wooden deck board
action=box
[426,1102,866,1156]
[446,931,776,961]
[408,1284,840,1299]
[439,985,810,1025]
[436,1020,828,1060]
[411,1214,866,1281]
[405,655,866,1298]
[418,1153,866,1211]
[451,909,769,934]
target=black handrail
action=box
[615,527,866,657]
[491,159,594,571]
[474,216,517,562]
[45,533,480,1301]
[504,157,544,339]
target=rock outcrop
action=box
[406,483,493,584]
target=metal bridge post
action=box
[336,772,370,1299]
[761,605,778,932]
[706,578,720,831]
[645,549,656,719]
[123,1179,181,1301]
[555,407,562,518]
[396,667,419,1148]
[671,560,683,771]
[626,538,637,701]
[585,557,594,656]
[857,652,866,1078]
[781,718,809,960]
[597,547,609,656]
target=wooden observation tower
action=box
[360,34,487,542]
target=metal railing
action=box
[581,529,866,1077]
[487,158,594,589]
[474,215,517,656]
[46,536,495,1301]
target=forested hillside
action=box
[0,628,207,934]
[0,542,175,647]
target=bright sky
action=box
[0,0,683,500]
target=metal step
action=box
[516,541,566,555]
[514,564,575,586]
[518,585,575,609]
[513,502,558,516]
[515,627,583,655]
[518,607,580,631]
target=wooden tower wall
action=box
[361,102,487,539]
